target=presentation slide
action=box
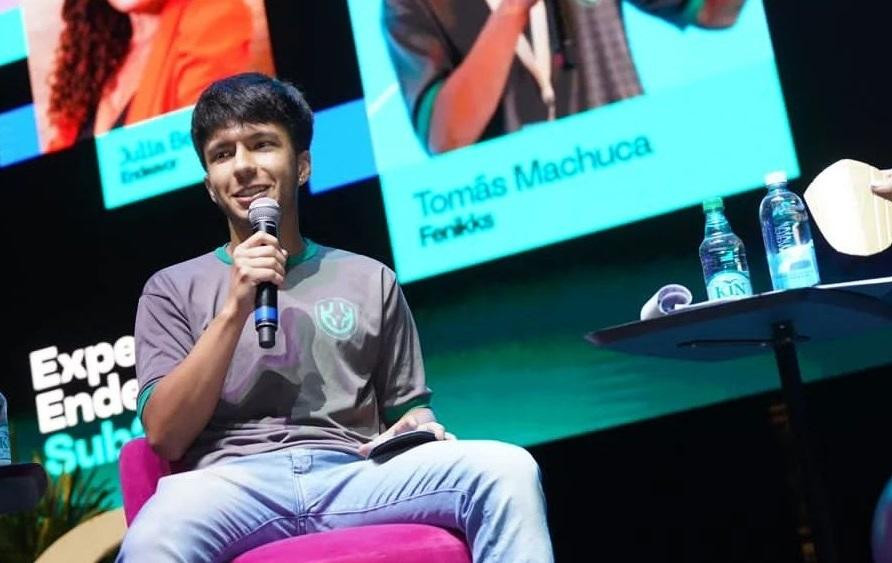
[0,0,376,208]
[1,2,888,521]
[348,0,799,282]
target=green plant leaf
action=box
[0,451,115,563]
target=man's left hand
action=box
[358,410,456,458]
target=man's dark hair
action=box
[191,72,314,168]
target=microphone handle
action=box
[548,0,574,69]
[253,220,278,348]
[255,283,277,348]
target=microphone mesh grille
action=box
[248,197,281,226]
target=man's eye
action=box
[212,151,230,161]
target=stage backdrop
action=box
[0,0,889,507]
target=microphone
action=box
[248,197,281,348]
[547,0,574,69]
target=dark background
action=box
[1,0,890,561]
[529,1,892,560]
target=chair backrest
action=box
[118,437,171,525]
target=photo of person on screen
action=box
[41,0,273,152]
[383,0,745,154]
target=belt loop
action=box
[291,451,313,474]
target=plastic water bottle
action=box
[0,391,10,465]
[699,197,754,301]
[759,171,820,290]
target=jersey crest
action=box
[314,298,358,340]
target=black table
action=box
[0,462,48,514]
[588,281,892,563]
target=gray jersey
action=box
[134,240,431,470]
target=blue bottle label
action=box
[0,423,10,464]
[771,244,820,289]
[706,271,753,301]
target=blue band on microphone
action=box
[254,307,278,323]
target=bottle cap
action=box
[764,170,788,186]
[702,197,724,213]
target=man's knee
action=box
[460,440,543,491]
[117,474,216,561]
[491,441,541,481]
[118,513,172,561]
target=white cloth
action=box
[640,284,693,320]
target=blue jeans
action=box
[118,440,553,562]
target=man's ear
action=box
[297,151,311,186]
[204,176,218,204]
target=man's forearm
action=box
[427,2,530,153]
[142,304,247,460]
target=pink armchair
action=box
[118,437,471,562]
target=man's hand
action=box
[358,410,456,458]
[871,169,892,203]
[497,0,541,17]
[226,232,288,316]
[698,0,746,28]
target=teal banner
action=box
[96,102,378,209]
[97,107,202,210]
[0,6,26,66]
[381,62,798,282]
[348,0,798,283]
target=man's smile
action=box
[233,185,272,206]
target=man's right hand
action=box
[871,169,892,203]
[497,0,541,16]
[227,232,288,316]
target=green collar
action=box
[214,238,319,269]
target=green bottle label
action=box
[707,271,753,300]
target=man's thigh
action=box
[302,439,540,533]
[120,450,300,562]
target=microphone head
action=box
[248,197,281,228]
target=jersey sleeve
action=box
[373,267,432,426]
[133,273,194,423]
[382,0,454,144]
[628,0,703,27]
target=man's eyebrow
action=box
[204,138,231,154]
[245,130,281,140]
[205,128,281,155]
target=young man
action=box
[118,73,553,562]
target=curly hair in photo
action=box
[48,0,132,132]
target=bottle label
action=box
[0,424,10,464]
[707,271,753,301]
[772,245,820,289]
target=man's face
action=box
[202,122,309,226]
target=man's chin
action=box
[221,206,251,226]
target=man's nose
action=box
[233,146,256,179]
